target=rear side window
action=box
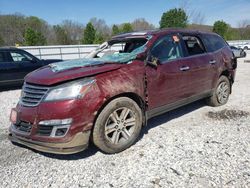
[182,36,205,56]
[202,34,227,52]
[151,35,183,63]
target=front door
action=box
[145,34,197,117]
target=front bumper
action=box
[9,130,91,154]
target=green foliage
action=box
[2,13,250,46]
[160,8,188,28]
[0,14,27,45]
[132,18,155,31]
[82,22,96,44]
[112,25,120,36]
[94,33,105,44]
[213,20,229,39]
[0,35,4,46]
[53,25,71,45]
[60,20,83,44]
[225,28,240,40]
[121,23,133,33]
[26,16,44,32]
[24,27,46,46]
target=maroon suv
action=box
[9,29,237,154]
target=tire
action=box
[206,76,230,107]
[92,97,143,154]
[243,46,249,51]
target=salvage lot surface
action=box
[0,58,250,188]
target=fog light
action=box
[38,118,72,137]
[39,118,72,126]
[55,128,68,136]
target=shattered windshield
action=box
[50,37,149,72]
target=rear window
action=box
[202,34,227,52]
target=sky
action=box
[0,0,250,27]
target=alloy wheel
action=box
[104,107,136,145]
[216,81,229,104]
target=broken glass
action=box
[49,45,146,72]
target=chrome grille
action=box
[37,125,53,136]
[20,83,49,107]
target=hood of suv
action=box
[25,63,122,85]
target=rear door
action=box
[180,34,216,95]
[202,34,232,89]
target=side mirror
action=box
[146,55,159,67]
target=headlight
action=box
[44,78,95,102]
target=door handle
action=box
[209,60,216,65]
[180,66,190,71]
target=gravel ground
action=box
[0,57,250,188]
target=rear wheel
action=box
[206,76,230,107]
[92,97,143,153]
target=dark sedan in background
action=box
[0,47,62,87]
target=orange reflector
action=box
[10,108,17,124]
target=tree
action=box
[61,20,83,44]
[0,14,27,45]
[82,22,96,44]
[94,33,104,44]
[179,0,205,25]
[53,25,71,45]
[25,16,44,32]
[237,19,250,39]
[225,28,240,40]
[132,18,155,31]
[90,17,111,41]
[25,16,49,45]
[160,8,188,28]
[0,35,4,46]
[213,20,229,39]
[112,24,120,36]
[24,27,46,46]
[190,12,205,25]
[121,23,133,33]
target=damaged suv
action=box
[9,29,237,154]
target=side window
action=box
[151,35,183,63]
[0,52,6,63]
[10,51,33,62]
[202,34,227,52]
[202,36,213,52]
[182,36,205,56]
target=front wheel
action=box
[92,97,143,153]
[206,76,230,107]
